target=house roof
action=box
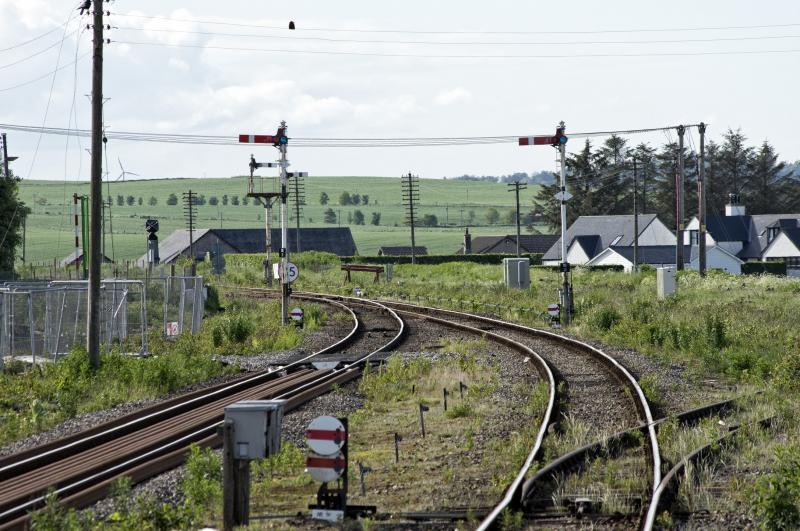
[608,245,684,264]
[378,246,428,256]
[782,228,800,249]
[706,215,752,243]
[542,214,660,261]
[467,234,559,254]
[572,235,602,259]
[137,227,358,265]
[60,249,114,268]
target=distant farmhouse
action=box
[684,194,800,274]
[542,214,675,266]
[542,194,800,275]
[378,246,428,257]
[60,249,114,268]
[457,229,558,255]
[135,227,357,266]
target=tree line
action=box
[534,129,799,230]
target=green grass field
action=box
[18,176,545,263]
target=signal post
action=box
[240,123,307,324]
[519,122,572,324]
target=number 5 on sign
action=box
[284,262,299,283]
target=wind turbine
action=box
[117,158,139,182]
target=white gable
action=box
[638,217,677,245]
[689,246,742,274]
[586,248,634,272]
[566,241,591,264]
[762,232,800,260]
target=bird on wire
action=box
[78,1,91,16]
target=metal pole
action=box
[87,2,104,369]
[676,125,685,271]
[1,133,9,178]
[293,173,302,253]
[698,123,707,277]
[558,132,571,326]
[515,183,521,257]
[73,193,80,278]
[265,199,273,287]
[633,158,639,274]
[279,122,289,325]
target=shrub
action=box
[589,307,621,331]
[773,350,800,392]
[752,444,800,529]
[182,445,222,514]
[223,312,254,344]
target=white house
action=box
[542,214,675,266]
[586,245,743,274]
[761,227,800,276]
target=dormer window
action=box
[690,230,699,245]
[767,227,780,243]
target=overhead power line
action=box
[112,12,800,36]
[0,51,91,92]
[0,122,705,147]
[0,23,67,53]
[113,26,800,47]
[0,29,80,71]
[113,39,800,59]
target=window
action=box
[767,227,780,243]
[610,235,623,246]
[689,230,699,245]
[788,257,800,268]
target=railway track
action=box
[0,296,404,530]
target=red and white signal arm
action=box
[306,451,346,483]
[305,415,347,455]
[547,304,560,317]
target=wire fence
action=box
[0,276,204,364]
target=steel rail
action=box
[0,296,368,529]
[642,416,774,531]
[355,296,661,530]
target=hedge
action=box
[340,253,544,266]
[532,264,626,272]
[742,261,787,276]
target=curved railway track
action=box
[0,296,404,530]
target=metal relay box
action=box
[223,399,287,460]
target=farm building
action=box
[378,246,428,256]
[457,229,559,255]
[586,245,743,274]
[135,227,357,266]
[542,214,675,266]
[60,249,114,268]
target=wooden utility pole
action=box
[675,125,686,271]
[402,173,419,264]
[87,1,104,369]
[633,157,639,274]
[1,133,9,178]
[698,122,707,276]
[508,181,527,257]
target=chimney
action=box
[725,193,745,216]
[463,227,472,254]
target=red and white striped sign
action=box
[547,304,560,317]
[306,451,346,482]
[305,416,347,455]
[238,134,278,144]
[519,136,557,146]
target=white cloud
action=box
[434,87,472,106]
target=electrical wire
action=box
[0,23,67,53]
[111,12,800,36]
[112,25,800,47]
[0,51,91,92]
[113,39,800,59]
[0,29,80,71]
[0,5,78,251]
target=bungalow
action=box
[457,230,559,255]
[542,214,675,266]
[586,245,743,274]
[761,226,800,276]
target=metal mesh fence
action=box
[0,276,204,363]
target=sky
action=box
[1,0,799,182]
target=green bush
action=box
[222,312,254,344]
[752,444,800,529]
[182,445,222,515]
[589,307,622,331]
[341,253,544,266]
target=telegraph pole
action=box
[507,181,527,257]
[698,122,707,277]
[402,172,419,264]
[675,125,686,271]
[87,1,104,369]
[633,158,639,274]
[1,133,9,178]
